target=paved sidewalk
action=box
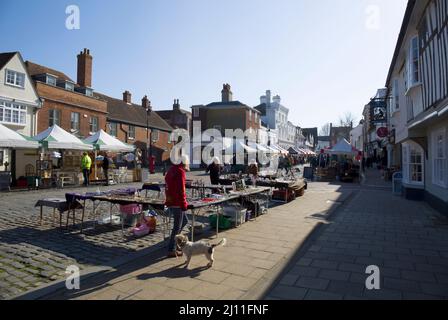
[265,173,448,300]
[41,183,352,300]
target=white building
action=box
[385,0,448,213]
[256,90,295,150]
[0,52,41,177]
[350,122,364,152]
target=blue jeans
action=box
[167,207,188,252]
[82,169,90,186]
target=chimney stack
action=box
[266,90,271,106]
[173,99,180,110]
[77,48,93,88]
[221,84,233,103]
[123,90,132,104]
[142,95,151,110]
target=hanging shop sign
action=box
[370,98,387,124]
[377,127,389,138]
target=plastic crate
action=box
[209,214,232,230]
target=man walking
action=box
[81,152,92,187]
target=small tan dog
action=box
[175,234,227,268]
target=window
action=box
[108,122,117,137]
[5,70,25,88]
[193,108,199,117]
[89,116,99,133]
[0,101,26,125]
[66,82,75,91]
[432,128,447,187]
[85,88,93,97]
[46,75,57,86]
[213,125,222,132]
[402,142,424,185]
[128,125,135,139]
[408,36,420,88]
[49,109,60,126]
[0,150,3,165]
[70,112,80,132]
[151,129,159,142]
[393,79,400,110]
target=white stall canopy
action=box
[84,130,134,152]
[0,123,39,149]
[33,125,92,150]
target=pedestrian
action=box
[206,157,222,185]
[81,152,92,186]
[102,154,110,186]
[166,155,190,258]
[247,159,259,178]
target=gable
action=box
[0,52,40,107]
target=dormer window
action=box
[46,74,57,86]
[85,88,93,97]
[65,82,75,91]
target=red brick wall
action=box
[35,82,107,137]
[107,122,172,165]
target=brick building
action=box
[157,99,192,136]
[26,49,107,138]
[95,91,173,166]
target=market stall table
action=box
[35,198,83,228]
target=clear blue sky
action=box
[0,0,407,129]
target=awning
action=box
[84,130,134,152]
[324,139,358,155]
[272,145,289,155]
[239,141,257,153]
[33,125,92,150]
[0,124,39,149]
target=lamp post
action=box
[146,102,153,172]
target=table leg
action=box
[73,208,76,227]
[191,209,195,242]
[81,199,86,233]
[40,206,43,226]
[53,208,56,225]
[216,206,219,239]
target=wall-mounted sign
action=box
[370,98,387,124]
[377,127,389,138]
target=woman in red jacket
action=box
[166,155,190,258]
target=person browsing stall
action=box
[165,155,190,258]
[81,152,92,186]
[206,156,222,185]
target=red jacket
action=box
[165,164,188,211]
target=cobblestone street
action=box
[0,174,182,300]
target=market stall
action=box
[316,139,361,182]
[84,129,135,184]
[32,125,92,188]
[0,123,39,190]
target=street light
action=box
[145,98,153,172]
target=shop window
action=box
[432,128,447,187]
[0,150,3,165]
[402,142,424,185]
